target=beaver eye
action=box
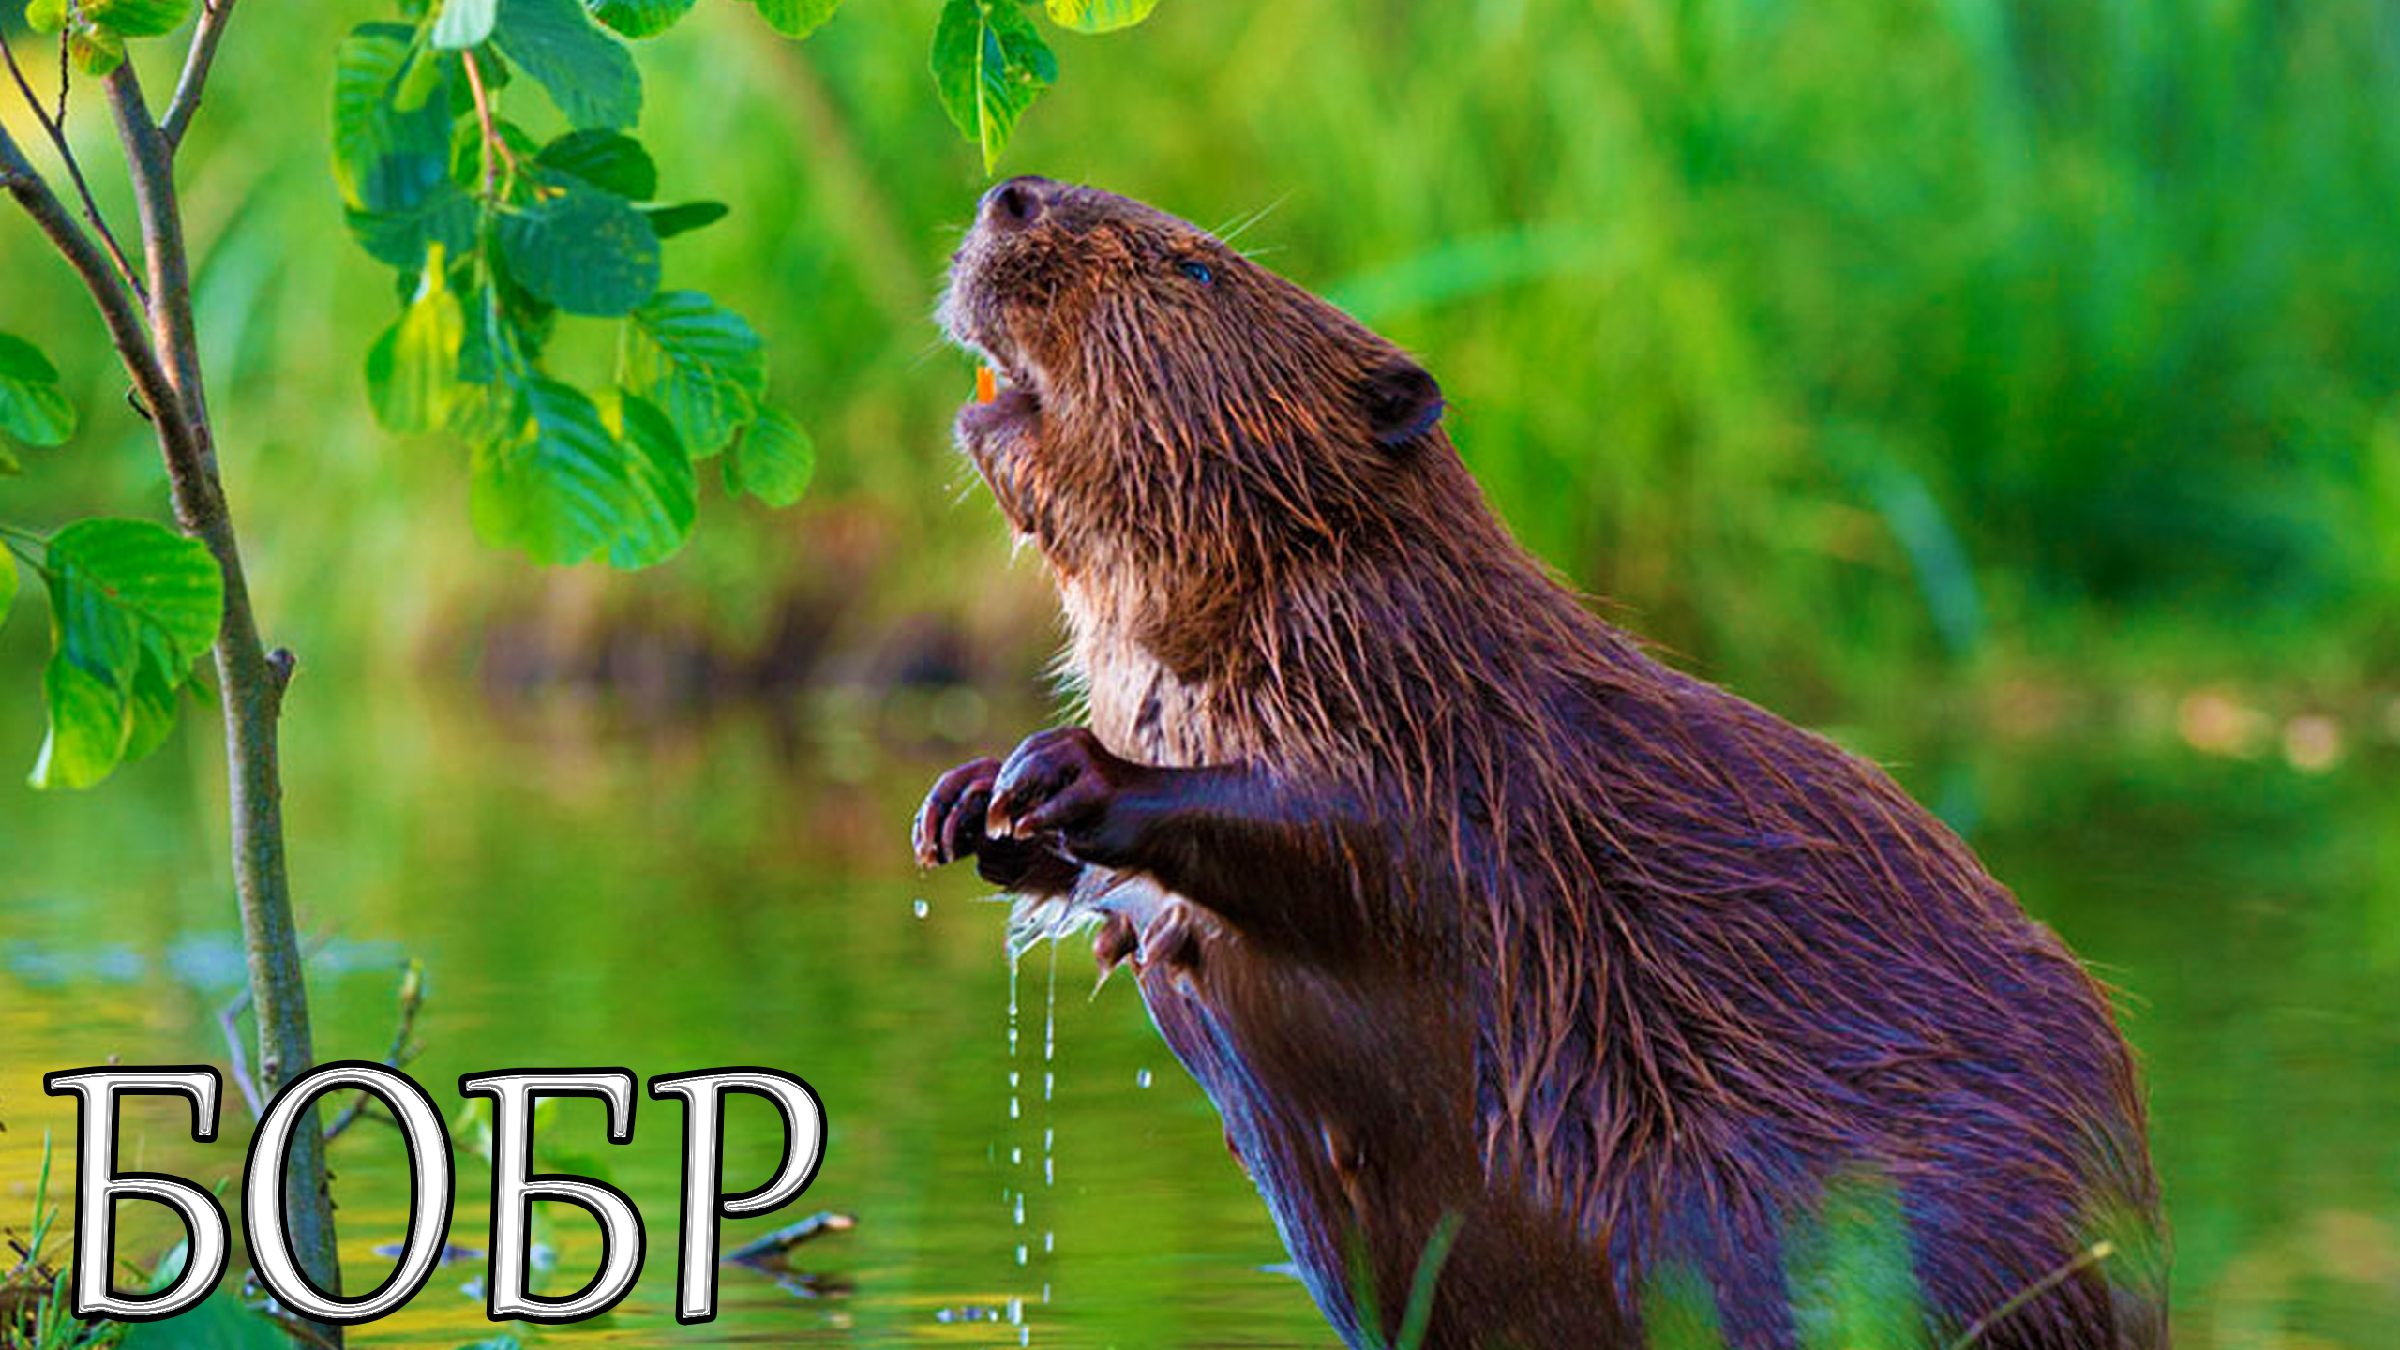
[1176,258,1214,286]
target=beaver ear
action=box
[1360,358,1444,448]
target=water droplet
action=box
[1014,1194,1025,1225]
[1011,1146,1022,1165]
[1044,1231,1054,1254]
[1015,1243,1029,1267]
[1136,1068,1152,1089]
[912,898,930,919]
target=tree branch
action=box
[162,0,237,152]
[0,125,186,455]
[0,33,144,303]
[323,962,425,1143]
[217,988,267,1120]
[5,13,340,1342]
[104,59,346,1341]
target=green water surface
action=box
[2,675,2394,1349]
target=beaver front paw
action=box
[912,755,1082,894]
[985,726,1147,865]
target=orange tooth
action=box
[976,366,998,404]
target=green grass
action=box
[1,1136,124,1350]
[1,0,2390,716]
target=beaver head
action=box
[939,177,1447,576]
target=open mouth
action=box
[955,340,1042,440]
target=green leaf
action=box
[584,0,696,39]
[366,277,467,433]
[84,0,193,38]
[1044,0,1160,32]
[470,379,635,564]
[931,0,1055,175]
[493,0,641,129]
[536,128,656,200]
[120,630,184,766]
[1640,1261,1732,1350]
[392,44,448,112]
[33,660,127,791]
[599,391,694,568]
[66,25,126,76]
[51,520,222,673]
[117,1283,290,1350]
[430,0,499,49]
[345,183,477,270]
[31,0,188,70]
[640,200,727,238]
[498,182,661,316]
[30,519,223,791]
[744,0,840,39]
[332,24,456,213]
[0,333,78,446]
[0,548,17,629]
[1785,1171,1926,1350]
[723,407,814,507]
[619,291,765,456]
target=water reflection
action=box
[2,674,2394,1347]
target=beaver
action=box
[911,176,2167,1350]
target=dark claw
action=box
[1094,911,1139,970]
[987,726,1121,843]
[914,756,1000,867]
[917,753,1086,895]
[944,782,992,866]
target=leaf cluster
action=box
[336,0,826,568]
[930,0,1166,173]
[22,0,194,77]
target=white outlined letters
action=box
[457,1069,646,1323]
[648,1068,827,1323]
[245,1061,454,1323]
[40,1067,229,1320]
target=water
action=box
[2,680,2397,1347]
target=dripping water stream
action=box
[1000,936,1064,1344]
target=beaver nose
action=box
[983,175,1054,233]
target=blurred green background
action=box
[4,0,2398,1346]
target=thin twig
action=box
[0,32,146,303]
[323,961,425,1143]
[722,1212,856,1266]
[161,0,237,151]
[1945,1241,2116,1350]
[0,124,188,457]
[458,50,517,201]
[217,988,266,1120]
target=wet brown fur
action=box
[935,179,2166,1349]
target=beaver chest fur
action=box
[911,176,2166,1350]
